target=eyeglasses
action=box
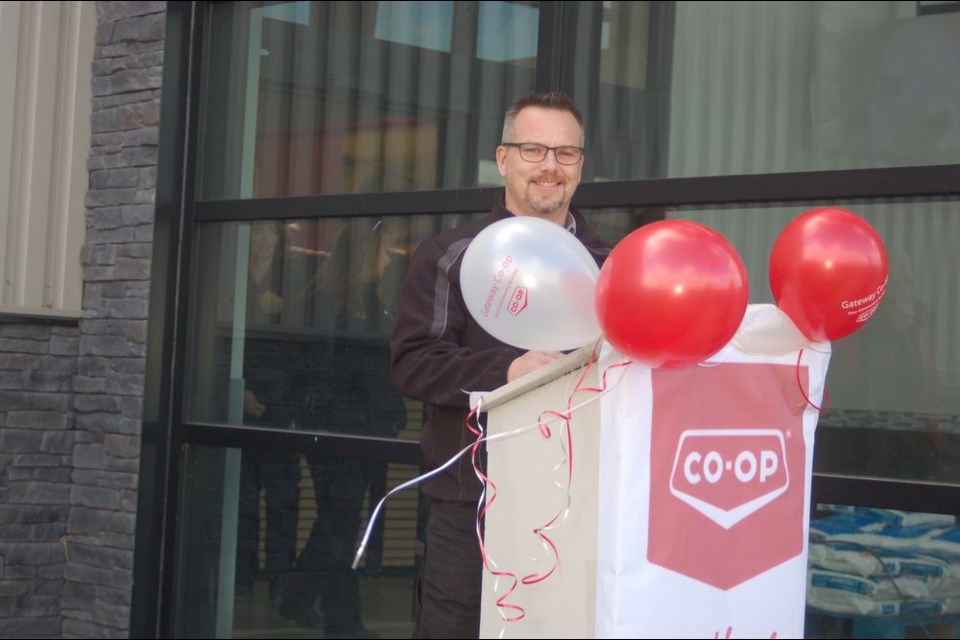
[501,142,583,165]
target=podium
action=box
[473,346,602,639]
[472,306,830,639]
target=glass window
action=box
[562,1,672,181]
[185,213,481,434]
[198,1,960,194]
[565,1,960,182]
[160,1,960,638]
[582,195,960,485]
[172,443,421,638]
[199,1,538,199]
[806,504,960,639]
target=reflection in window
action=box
[189,219,405,435]
[583,197,960,486]
[261,1,311,25]
[563,1,668,182]
[173,444,420,638]
[202,1,959,199]
[201,2,539,199]
[374,1,453,52]
[667,1,960,177]
[186,214,480,435]
[476,2,539,62]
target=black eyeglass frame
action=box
[500,142,585,165]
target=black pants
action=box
[413,500,482,639]
[285,456,370,633]
[236,449,300,592]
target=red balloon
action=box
[769,207,888,342]
[595,220,749,367]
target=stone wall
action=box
[62,2,165,637]
[0,322,80,638]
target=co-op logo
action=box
[669,429,789,529]
[507,286,528,316]
[856,305,880,323]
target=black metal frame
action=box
[917,1,960,16]
[193,164,960,223]
[132,2,960,637]
[131,1,203,635]
[814,475,960,515]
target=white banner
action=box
[596,308,830,639]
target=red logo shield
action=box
[647,363,807,590]
[669,429,789,529]
[507,286,528,316]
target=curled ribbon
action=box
[477,343,632,630]
[795,348,831,412]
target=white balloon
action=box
[460,216,602,351]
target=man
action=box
[390,93,609,638]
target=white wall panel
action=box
[0,1,93,315]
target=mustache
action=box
[530,172,565,183]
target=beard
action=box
[524,175,567,217]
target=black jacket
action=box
[390,202,609,501]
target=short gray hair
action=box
[501,92,584,145]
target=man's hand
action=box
[259,290,284,315]
[507,350,564,383]
[244,390,266,417]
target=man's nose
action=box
[541,148,561,167]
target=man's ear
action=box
[496,145,508,177]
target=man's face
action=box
[496,106,584,224]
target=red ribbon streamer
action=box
[795,348,831,412]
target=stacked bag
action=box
[807,506,960,619]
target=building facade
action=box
[1,1,959,638]
[1,2,162,637]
